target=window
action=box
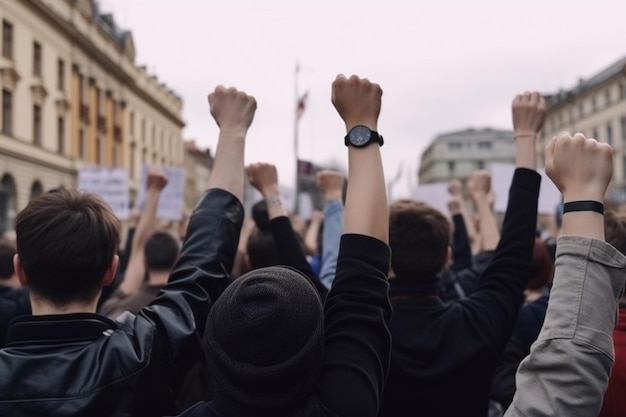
[33,105,42,145]
[57,59,65,91]
[621,116,626,141]
[448,161,455,173]
[606,89,612,106]
[96,136,103,165]
[79,128,86,159]
[607,122,613,145]
[2,89,12,135]
[448,142,462,151]
[141,118,146,142]
[2,20,12,59]
[129,111,134,135]
[477,141,492,150]
[591,96,597,113]
[477,161,485,170]
[33,42,42,77]
[592,128,599,140]
[113,143,121,167]
[57,116,65,154]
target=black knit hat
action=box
[204,266,325,409]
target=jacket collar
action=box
[389,276,441,302]
[6,313,117,348]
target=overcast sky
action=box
[100,0,626,198]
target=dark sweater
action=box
[174,234,392,417]
[379,168,540,417]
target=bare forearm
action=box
[515,136,536,171]
[345,146,388,243]
[207,130,246,202]
[475,197,500,251]
[561,211,604,241]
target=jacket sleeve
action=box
[315,234,392,417]
[136,189,243,381]
[504,237,626,417]
[319,199,344,289]
[451,213,473,272]
[269,216,329,298]
[460,168,540,346]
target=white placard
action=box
[78,167,130,219]
[412,183,451,214]
[490,163,562,214]
[137,165,186,221]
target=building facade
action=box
[540,56,626,202]
[0,0,185,233]
[418,128,516,184]
[183,140,212,217]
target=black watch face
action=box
[349,126,372,146]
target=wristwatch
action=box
[344,125,384,147]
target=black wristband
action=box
[562,200,604,215]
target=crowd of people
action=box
[0,75,624,417]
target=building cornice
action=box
[0,135,77,175]
[24,0,185,128]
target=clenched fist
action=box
[208,86,257,133]
[247,163,279,196]
[447,179,463,197]
[447,195,462,215]
[545,132,613,203]
[467,170,491,200]
[332,74,382,132]
[512,92,546,138]
[146,166,168,191]
[316,170,345,200]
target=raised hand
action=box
[512,92,546,138]
[545,132,613,203]
[447,195,462,215]
[467,170,491,202]
[247,163,279,197]
[208,86,257,133]
[332,74,382,132]
[447,179,463,197]
[146,166,168,191]
[316,170,345,201]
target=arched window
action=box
[30,180,43,200]
[0,174,17,234]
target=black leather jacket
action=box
[0,189,243,417]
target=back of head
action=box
[605,209,626,256]
[15,189,120,306]
[0,241,16,280]
[204,266,324,410]
[246,201,278,269]
[528,238,553,291]
[144,231,179,273]
[389,199,451,279]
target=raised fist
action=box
[467,170,491,199]
[146,166,168,191]
[447,179,463,196]
[247,163,279,196]
[208,86,257,133]
[447,195,462,215]
[311,210,324,223]
[316,170,345,200]
[332,74,382,132]
[545,132,613,203]
[512,91,547,137]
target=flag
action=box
[296,91,309,121]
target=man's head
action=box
[144,231,179,273]
[528,238,553,291]
[605,209,626,256]
[389,199,452,279]
[204,266,324,409]
[14,189,120,307]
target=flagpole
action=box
[294,60,300,215]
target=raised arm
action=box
[315,75,391,417]
[505,132,625,417]
[246,162,325,296]
[304,210,324,256]
[447,186,473,272]
[118,167,168,296]
[468,170,500,252]
[138,86,255,386]
[316,170,345,288]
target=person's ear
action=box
[14,254,28,287]
[102,255,119,287]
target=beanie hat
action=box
[204,266,324,409]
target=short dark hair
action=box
[144,231,179,272]
[0,242,16,280]
[389,199,451,279]
[528,238,553,291]
[15,189,120,306]
[605,209,626,256]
